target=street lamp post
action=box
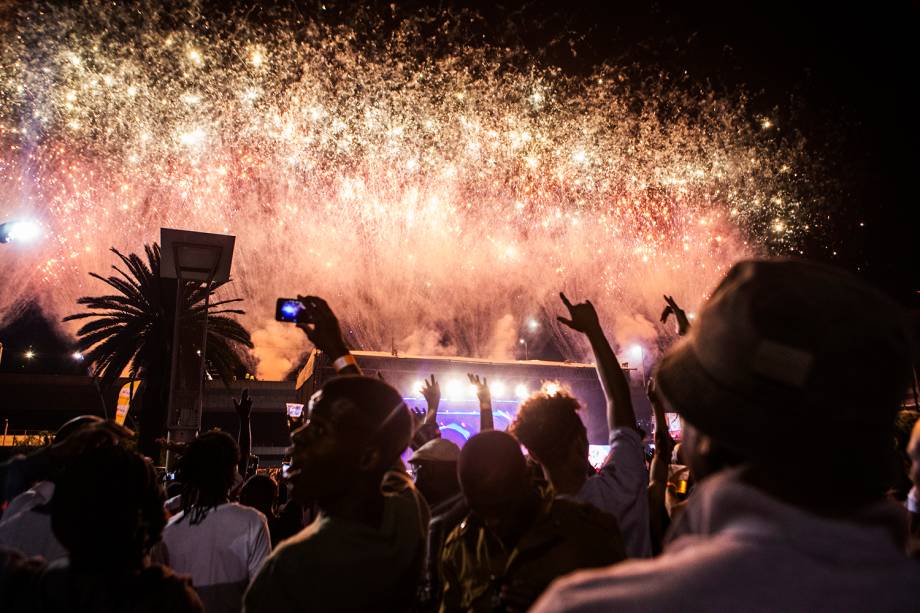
[519,337,528,361]
[160,228,235,467]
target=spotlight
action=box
[489,380,506,398]
[72,351,84,361]
[0,220,41,244]
[445,379,464,400]
[514,383,529,399]
[544,382,560,396]
[526,318,539,332]
[412,379,424,395]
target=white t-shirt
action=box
[576,427,652,558]
[161,502,270,613]
[0,480,67,562]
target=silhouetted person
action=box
[409,438,461,510]
[244,375,425,612]
[439,430,625,612]
[0,443,202,612]
[533,259,920,612]
[158,431,270,613]
[0,416,129,561]
[512,293,653,558]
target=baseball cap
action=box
[409,438,461,464]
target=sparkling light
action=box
[0,4,820,376]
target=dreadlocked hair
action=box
[175,430,240,525]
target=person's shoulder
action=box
[267,518,326,563]
[532,543,721,612]
[223,502,268,524]
[442,511,476,550]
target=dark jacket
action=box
[438,493,626,612]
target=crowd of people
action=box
[0,257,918,612]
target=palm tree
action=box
[64,243,253,458]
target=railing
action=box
[0,432,53,447]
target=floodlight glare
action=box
[0,220,41,244]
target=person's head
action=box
[458,431,536,538]
[53,415,104,443]
[655,259,913,513]
[52,443,165,572]
[908,419,920,490]
[289,376,412,507]
[408,438,461,507]
[239,474,279,517]
[175,430,240,523]
[890,410,920,500]
[510,390,587,476]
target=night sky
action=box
[1,1,916,374]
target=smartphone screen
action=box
[286,403,304,418]
[275,298,305,323]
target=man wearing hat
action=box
[409,438,462,511]
[533,259,920,612]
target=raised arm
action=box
[467,373,493,432]
[660,295,691,337]
[646,377,676,553]
[234,389,252,477]
[558,292,637,432]
[420,375,441,427]
[295,295,361,375]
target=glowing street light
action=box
[519,337,528,360]
[0,220,41,244]
[24,349,35,360]
[526,318,539,332]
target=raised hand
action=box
[409,405,426,430]
[467,373,491,407]
[233,389,252,420]
[557,292,601,335]
[467,373,494,431]
[660,295,691,336]
[295,295,349,359]
[420,374,441,416]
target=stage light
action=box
[544,382,560,396]
[630,344,644,359]
[445,379,464,400]
[0,220,41,244]
[489,380,506,398]
[412,379,424,395]
[514,383,529,399]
